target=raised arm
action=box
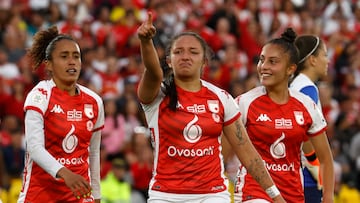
[223,119,286,203]
[137,12,163,103]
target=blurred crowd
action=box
[0,0,360,202]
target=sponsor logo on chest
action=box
[50,104,94,121]
[255,111,305,129]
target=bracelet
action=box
[266,185,280,199]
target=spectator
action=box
[0,47,20,94]
[1,127,24,199]
[89,55,125,98]
[2,77,26,123]
[125,126,153,200]
[101,156,146,203]
[102,97,127,156]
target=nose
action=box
[257,60,265,70]
[68,56,77,64]
[180,51,191,60]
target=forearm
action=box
[223,120,278,195]
[89,131,101,199]
[140,39,161,74]
[25,110,64,178]
[310,134,335,202]
[237,138,275,190]
[321,157,335,202]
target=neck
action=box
[301,70,317,82]
[53,79,78,96]
[265,85,289,105]
[174,78,202,92]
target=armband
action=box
[265,185,280,199]
[304,150,317,162]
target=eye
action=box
[173,49,182,54]
[258,57,264,64]
[270,59,277,64]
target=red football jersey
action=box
[142,80,240,194]
[19,80,104,202]
[234,86,327,202]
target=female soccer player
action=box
[18,26,104,203]
[136,12,285,203]
[234,28,334,203]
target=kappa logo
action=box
[50,104,65,114]
[176,101,184,109]
[256,114,272,122]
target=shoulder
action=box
[201,80,232,98]
[202,80,224,92]
[290,74,314,91]
[289,88,315,104]
[236,86,264,103]
[26,80,55,99]
[24,80,56,112]
[78,84,103,102]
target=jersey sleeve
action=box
[294,91,327,136]
[300,86,319,104]
[93,96,105,132]
[221,90,240,126]
[89,130,101,199]
[24,81,51,115]
[25,110,64,178]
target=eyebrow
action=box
[260,55,281,60]
[59,50,80,54]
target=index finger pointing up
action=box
[147,12,153,25]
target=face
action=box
[47,39,81,87]
[257,44,295,88]
[313,44,329,79]
[168,35,205,80]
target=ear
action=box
[45,60,53,72]
[288,63,297,76]
[203,58,208,67]
[309,55,317,67]
[166,56,172,68]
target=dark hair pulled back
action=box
[162,31,213,111]
[27,25,76,70]
[268,27,299,66]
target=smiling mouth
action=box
[66,69,77,73]
[261,73,271,77]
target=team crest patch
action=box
[207,100,219,113]
[294,111,304,125]
[84,104,94,119]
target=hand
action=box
[137,12,156,41]
[56,167,92,199]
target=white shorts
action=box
[148,190,230,203]
[234,198,271,203]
